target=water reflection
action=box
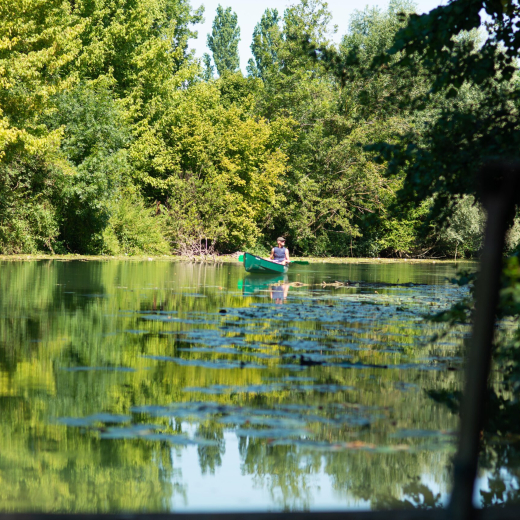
[270,281,290,303]
[239,274,291,303]
[2,259,513,513]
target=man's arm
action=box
[285,249,290,263]
[270,248,275,260]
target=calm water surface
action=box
[0,259,503,512]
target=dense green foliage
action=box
[0,0,506,257]
[361,0,520,494]
[366,0,520,220]
[247,8,281,79]
[206,4,241,75]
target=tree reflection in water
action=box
[2,259,512,512]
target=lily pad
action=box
[57,414,132,427]
[61,366,136,372]
[235,427,308,438]
[144,355,265,370]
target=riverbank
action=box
[0,253,476,264]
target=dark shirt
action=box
[273,246,286,262]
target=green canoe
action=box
[240,252,289,274]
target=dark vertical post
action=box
[449,161,520,520]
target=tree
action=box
[0,0,83,157]
[331,0,442,257]
[0,0,84,253]
[367,0,520,218]
[207,5,241,76]
[337,0,423,120]
[247,8,281,80]
[250,0,439,257]
[129,80,290,252]
[44,79,133,253]
[435,195,485,260]
[0,0,204,254]
[202,53,215,81]
[70,0,203,100]
[281,0,335,74]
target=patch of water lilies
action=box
[131,401,382,429]
[61,366,137,372]
[57,413,219,445]
[126,400,456,452]
[124,283,470,374]
[182,382,355,394]
[59,279,467,457]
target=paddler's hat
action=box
[277,237,286,242]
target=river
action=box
[1,258,509,512]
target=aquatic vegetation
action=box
[0,259,488,512]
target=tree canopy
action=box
[207,5,241,76]
[1,0,514,259]
[368,0,520,218]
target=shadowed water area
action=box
[1,259,514,512]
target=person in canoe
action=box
[270,237,290,265]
